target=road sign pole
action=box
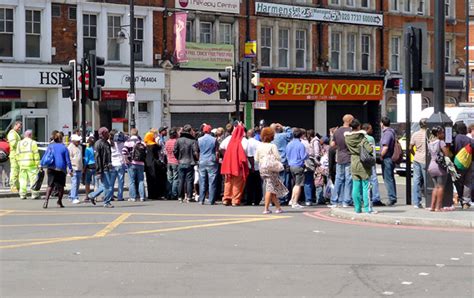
[81,57,87,143]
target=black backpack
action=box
[360,139,375,168]
[0,149,8,163]
[132,142,146,162]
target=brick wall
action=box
[52,4,77,64]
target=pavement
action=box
[1,169,473,229]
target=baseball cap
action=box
[71,134,82,142]
[159,126,168,133]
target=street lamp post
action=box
[129,0,136,130]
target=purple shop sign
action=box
[0,89,21,99]
[193,77,219,95]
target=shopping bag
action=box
[31,169,44,191]
[454,144,472,171]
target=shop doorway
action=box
[25,116,47,143]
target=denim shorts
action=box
[84,168,95,185]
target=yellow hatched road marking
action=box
[94,213,131,237]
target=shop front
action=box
[169,70,235,128]
[255,75,384,136]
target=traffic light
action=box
[406,26,423,91]
[218,66,233,102]
[60,59,77,101]
[88,50,105,101]
[240,58,257,102]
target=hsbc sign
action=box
[175,0,240,14]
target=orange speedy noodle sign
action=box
[258,78,383,101]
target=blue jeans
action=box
[167,164,179,199]
[89,171,113,204]
[69,170,82,200]
[128,164,145,200]
[178,164,194,199]
[412,161,426,206]
[304,170,315,203]
[382,158,397,203]
[278,167,291,204]
[369,166,381,202]
[198,162,218,204]
[316,186,324,204]
[110,165,125,200]
[332,163,352,206]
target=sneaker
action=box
[72,199,81,204]
[366,210,378,214]
[178,198,184,203]
[89,196,96,206]
[462,203,471,210]
[413,204,423,209]
[342,204,350,208]
[327,204,338,208]
[140,198,145,202]
[103,203,114,208]
[262,210,272,214]
[199,200,204,205]
[20,196,26,200]
[128,198,136,202]
[305,202,312,206]
[387,201,396,207]
[291,203,304,209]
[372,201,386,207]
[275,209,284,214]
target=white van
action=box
[411,107,474,133]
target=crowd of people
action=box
[1,115,473,214]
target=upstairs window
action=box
[0,8,14,57]
[219,23,232,44]
[134,17,144,62]
[26,10,41,58]
[347,33,356,71]
[330,32,341,70]
[391,37,400,72]
[261,26,272,67]
[83,14,97,55]
[295,29,306,69]
[107,15,121,61]
[278,28,289,68]
[200,22,212,43]
[361,34,371,71]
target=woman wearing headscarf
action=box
[220,123,249,206]
[144,130,161,200]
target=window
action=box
[295,30,306,69]
[134,17,144,62]
[83,14,97,55]
[200,22,212,43]
[26,10,41,58]
[278,28,289,68]
[361,0,370,8]
[391,37,400,72]
[186,21,193,42]
[361,34,370,71]
[404,0,411,12]
[52,4,61,17]
[330,0,340,4]
[417,1,425,14]
[347,33,356,71]
[391,0,399,10]
[346,0,355,6]
[330,32,341,70]
[445,0,450,17]
[69,6,76,20]
[107,15,121,61]
[219,23,232,44]
[261,26,272,67]
[445,40,451,73]
[0,8,14,57]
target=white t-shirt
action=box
[219,135,248,154]
[247,137,261,171]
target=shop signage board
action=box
[258,78,383,101]
[0,65,165,90]
[175,0,240,14]
[193,77,219,94]
[180,43,234,69]
[255,2,383,27]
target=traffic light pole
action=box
[129,0,136,130]
[235,63,240,121]
[404,30,412,206]
[81,58,87,143]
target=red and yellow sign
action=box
[258,78,383,101]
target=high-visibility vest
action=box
[16,138,40,168]
[7,130,20,159]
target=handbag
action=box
[359,139,375,168]
[435,141,447,169]
[40,145,55,168]
[31,169,44,191]
[454,143,472,171]
[260,147,284,174]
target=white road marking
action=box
[436,264,445,268]
[401,281,413,285]
[418,272,430,276]
[382,291,394,295]
[463,252,472,255]
[450,258,460,261]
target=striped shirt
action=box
[165,138,178,165]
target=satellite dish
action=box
[116,30,127,44]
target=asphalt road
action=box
[0,199,472,297]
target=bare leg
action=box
[263,191,271,212]
[437,187,444,211]
[272,194,282,211]
[430,186,438,211]
[85,184,90,199]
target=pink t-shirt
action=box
[165,139,178,165]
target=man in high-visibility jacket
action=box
[16,130,40,200]
[7,121,22,192]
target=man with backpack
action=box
[380,116,398,206]
[0,133,10,189]
[123,128,146,202]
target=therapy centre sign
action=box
[255,2,383,27]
